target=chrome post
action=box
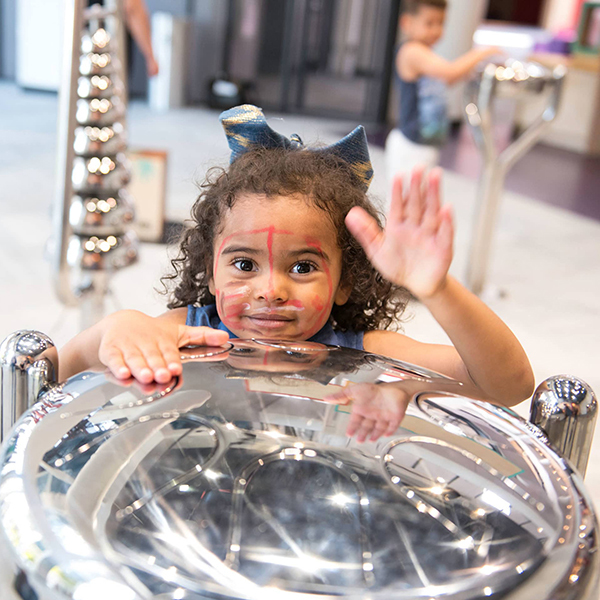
[464,61,567,296]
[0,332,58,443]
[530,376,598,477]
[53,0,137,330]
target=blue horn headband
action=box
[219,104,374,191]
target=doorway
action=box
[225,0,401,123]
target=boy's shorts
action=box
[385,128,440,200]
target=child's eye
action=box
[233,259,256,272]
[291,261,316,275]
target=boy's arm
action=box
[347,168,534,407]
[401,42,498,85]
[59,308,228,383]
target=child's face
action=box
[209,194,350,340]
[402,6,446,46]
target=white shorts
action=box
[385,128,440,195]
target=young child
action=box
[386,0,498,184]
[60,104,534,410]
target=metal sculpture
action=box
[53,0,137,329]
[464,59,567,295]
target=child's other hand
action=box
[98,310,229,384]
[345,166,453,300]
[324,383,410,443]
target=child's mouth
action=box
[246,314,294,329]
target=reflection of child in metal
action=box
[60,104,534,410]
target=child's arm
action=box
[400,42,499,85]
[59,308,229,383]
[347,168,535,407]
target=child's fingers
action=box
[102,346,131,380]
[369,418,389,442]
[436,204,454,248]
[158,342,183,375]
[179,325,229,348]
[346,411,364,437]
[322,386,353,404]
[422,167,443,232]
[141,345,173,383]
[345,207,384,259]
[355,418,376,443]
[122,347,155,384]
[388,174,405,224]
[405,165,426,225]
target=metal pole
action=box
[464,63,567,295]
[0,332,58,443]
[530,376,597,477]
[53,0,85,307]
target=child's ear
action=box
[334,281,352,306]
[208,277,216,296]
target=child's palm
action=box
[346,168,453,299]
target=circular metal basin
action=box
[0,342,597,599]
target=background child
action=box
[386,0,498,187]
[59,105,533,409]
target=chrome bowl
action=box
[81,27,114,55]
[72,153,130,192]
[66,229,138,270]
[69,190,135,236]
[470,59,567,101]
[0,342,597,600]
[76,96,125,127]
[79,51,120,76]
[73,123,126,155]
[77,74,124,100]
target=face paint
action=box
[210,194,346,340]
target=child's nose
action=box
[254,271,289,303]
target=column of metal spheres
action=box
[68,3,137,273]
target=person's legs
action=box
[385,128,440,202]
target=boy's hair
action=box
[163,148,409,333]
[402,0,447,14]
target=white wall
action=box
[542,0,579,33]
[434,0,489,120]
[16,0,63,90]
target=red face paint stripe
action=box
[302,235,333,339]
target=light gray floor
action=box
[1,81,600,512]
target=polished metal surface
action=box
[0,340,597,600]
[464,59,567,295]
[73,123,126,157]
[71,154,131,192]
[69,190,134,236]
[0,331,58,443]
[531,376,598,476]
[53,0,137,327]
[76,96,126,126]
[67,230,138,270]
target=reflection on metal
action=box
[53,0,137,330]
[530,376,598,476]
[464,59,566,295]
[0,337,598,599]
[0,331,58,443]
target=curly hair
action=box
[162,147,409,332]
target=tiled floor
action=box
[1,81,600,593]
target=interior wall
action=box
[542,0,584,32]
[0,0,17,79]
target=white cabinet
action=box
[16,0,64,91]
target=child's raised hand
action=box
[345,166,453,300]
[324,383,410,443]
[97,310,229,384]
